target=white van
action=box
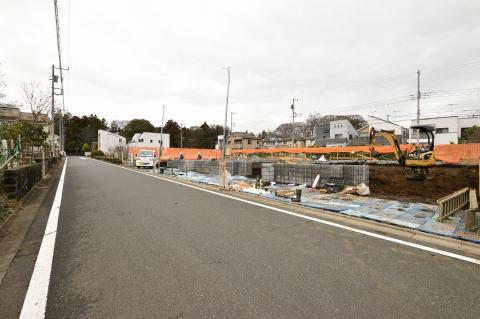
[135,150,156,168]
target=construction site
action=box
[108,138,480,244]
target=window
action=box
[150,139,153,143]
[119,138,122,142]
[248,140,252,144]
[158,140,161,143]
[436,128,449,134]
[323,130,329,134]
[335,134,343,139]
[138,151,154,157]
[139,138,144,142]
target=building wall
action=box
[128,132,170,148]
[98,130,127,154]
[368,116,405,136]
[409,116,459,145]
[329,120,358,140]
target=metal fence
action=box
[436,187,470,221]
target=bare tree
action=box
[21,82,51,123]
[303,112,323,137]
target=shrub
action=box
[95,156,122,165]
[81,143,91,153]
[91,150,104,158]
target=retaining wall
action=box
[2,158,55,200]
[271,163,369,187]
[167,160,252,176]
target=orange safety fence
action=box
[231,144,480,164]
[230,145,413,155]
[127,146,221,160]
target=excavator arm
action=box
[369,127,405,164]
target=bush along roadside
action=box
[95,156,122,165]
[90,150,104,158]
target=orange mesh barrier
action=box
[127,146,221,160]
[231,144,480,164]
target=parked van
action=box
[135,150,156,168]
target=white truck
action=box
[135,150,156,169]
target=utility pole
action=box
[49,65,68,159]
[416,69,421,143]
[230,112,237,138]
[291,98,299,146]
[50,65,56,158]
[180,123,185,148]
[222,67,231,159]
[219,67,231,188]
[53,0,68,155]
[159,104,165,173]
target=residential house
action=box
[129,132,170,148]
[315,119,358,146]
[262,137,315,148]
[408,115,480,145]
[97,129,127,155]
[217,132,263,152]
[352,115,408,145]
[0,104,49,125]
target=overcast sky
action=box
[1,0,480,132]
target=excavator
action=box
[369,125,436,180]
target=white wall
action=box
[408,116,458,145]
[368,116,405,135]
[128,132,170,148]
[329,120,358,140]
[98,130,127,154]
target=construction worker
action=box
[197,152,202,160]
[420,144,427,153]
[179,152,184,160]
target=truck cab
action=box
[135,150,156,169]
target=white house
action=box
[368,115,408,136]
[329,120,358,140]
[408,116,480,145]
[128,132,170,148]
[97,130,127,155]
[366,115,409,143]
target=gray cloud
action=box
[1,0,479,132]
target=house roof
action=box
[368,115,408,130]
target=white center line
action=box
[95,158,480,265]
[20,158,68,319]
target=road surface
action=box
[18,157,480,317]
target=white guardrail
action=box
[436,187,477,222]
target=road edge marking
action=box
[94,159,480,265]
[20,158,68,319]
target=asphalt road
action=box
[42,157,479,318]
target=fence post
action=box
[41,150,45,178]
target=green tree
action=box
[81,143,91,153]
[122,119,155,141]
[63,114,108,154]
[463,125,480,143]
[162,119,181,147]
[0,120,48,150]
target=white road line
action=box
[94,159,480,265]
[20,158,68,319]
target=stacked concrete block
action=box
[167,159,252,177]
[273,163,368,187]
[261,163,275,182]
[235,160,252,176]
[167,160,180,168]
